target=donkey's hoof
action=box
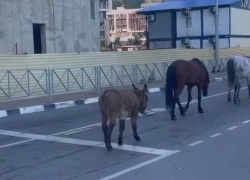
[234,101,239,104]
[182,107,187,113]
[134,136,141,142]
[181,112,186,116]
[171,116,177,121]
[106,145,113,151]
[199,109,204,114]
[118,140,123,146]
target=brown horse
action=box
[98,84,148,151]
[165,58,210,120]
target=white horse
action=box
[227,56,250,104]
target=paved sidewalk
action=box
[0,72,227,111]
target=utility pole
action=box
[215,0,219,67]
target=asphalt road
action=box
[0,80,250,180]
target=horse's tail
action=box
[165,64,176,110]
[227,58,236,90]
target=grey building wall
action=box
[0,0,100,54]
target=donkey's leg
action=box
[106,119,116,151]
[101,115,108,147]
[237,81,241,102]
[197,86,204,113]
[185,85,193,109]
[131,114,141,142]
[118,119,125,146]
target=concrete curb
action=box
[0,76,227,119]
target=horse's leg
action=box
[248,77,250,99]
[106,119,116,151]
[237,80,241,102]
[131,114,141,141]
[185,85,193,109]
[197,86,204,113]
[170,96,177,120]
[101,114,109,149]
[175,86,186,116]
[118,119,125,146]
[234,78,240,104]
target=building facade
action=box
[99,0,112,45]
[138,0,250,50]
[0,0,100,54]
[107,7,147,44]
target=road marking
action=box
[209,133,222,138]
[99,150,180,180]
[189,141,203,146]
[84,97,99,104]
[19,105,45,114]
[0,139,35,149]
[0,110,7,118]
[151,108,166,112]
[0,129,177,155]
[148,88,160,93]
[227,126,238,130]
[65,128,91,135]
[55,101,76,109]
[242,120,250,124]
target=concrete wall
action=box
[203,38,229,49]
[0,0,100,54]
[149,41,172,49]
[177,10,201,37]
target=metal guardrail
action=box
[0,60,227,102]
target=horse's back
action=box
[232,56,250,77]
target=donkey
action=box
[98,84,148,151]
[227,56,250,104]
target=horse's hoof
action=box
[227,97,231,102]
[171,116,177,121]
[118,140,123,146]
[199,109,204,114]
[134,136,141,142]
[106,145,113,151]
[182,107,187,113]
[234,101,239,104]
[181,112,186,116]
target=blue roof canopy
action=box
[137,0,239,13]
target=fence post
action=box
[27,70,30,96]
[48,68,52,103]
[7,71,11,98]
[96,66,101,94]
[162,62,167,81]
[132,64,137,84]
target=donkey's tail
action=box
[227,58,236,90]
[165,64,176,110]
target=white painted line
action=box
[65,128,91,135]
[0,110,7,118]
[189,141,203,146]
[209,133,222,138]
[151,108,166,112]
[242,120,250,124]
[55,101,76,109]
[148,88,160,93]
[84,97,99,104]
[0,139,35,149]
[227,126,238,131]
[0,129,176,155]
[99,150,180,180]
[19,105,45,114]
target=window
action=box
[90,0,95,20]
[186,16,192,26]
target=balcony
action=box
[100,0,111,11]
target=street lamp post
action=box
[215,0,219,70]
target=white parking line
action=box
[99,150,180,180]
[0,129,178,156]
[189,141,203,146]
[65,128,91,135]
[227,126,238,131]
[209,133,222,138]
[242,120,250,124]
[0,139,35,149]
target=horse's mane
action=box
[192,58,210,81]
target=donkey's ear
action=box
[143,84,148,93]
[132,84,139,91]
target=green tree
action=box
[133,36,141,46]
[114,37,121,48]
